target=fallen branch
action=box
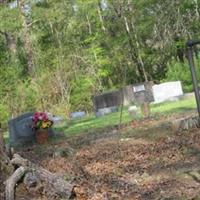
[5,166,27,200]
[10,154,75,199]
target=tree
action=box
[0,126,13,199]
[0,0,200,122]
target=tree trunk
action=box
[5,32,17,56]
[130,19,148,82]
[86,15,92,35]
[124,16,147,81]
[18,0,35,76]
[0,31,17,57]
[0,127,13,172]
[0,127,14,199]
[97,1,106,32]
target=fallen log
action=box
[5,166,27,200]
[9,154,76,199]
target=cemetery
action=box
[1,62,200,199]
[1,1,200,200]
[1,75,200,200]
[1,85,200,200]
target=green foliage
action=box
[70,76,94,112]
[0,6,21,32]
[0,103,9,124]
[165,60,200,92]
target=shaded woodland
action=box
[0,0,200,122]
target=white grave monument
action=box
[152,81,183,103]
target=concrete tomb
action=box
[92,81,154,117]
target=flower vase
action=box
[35,129,48,144]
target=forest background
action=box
[1,0,200,124]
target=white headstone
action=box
[128,106,138,119]
[152,81,183,103]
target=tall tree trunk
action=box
[5,32,17,58]
[0,31,16,55]
[124,16,148,82]
[97,1,106,32]
[18,0,35,76]
[86,15,92,35]
[194,0,200,20]
[0,127,14,198]
[134,31,148,82]
[130,18,148,82]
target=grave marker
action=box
[8,112,54,147]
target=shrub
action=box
[164,60,200,92]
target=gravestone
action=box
[132,82,154,105]
[128,106,138,119]
[152,81,183,103]
[8,112,54,147]
[96,106,118,117]
[70,111,86,119]
[92,90,122,113]
[92,82,154,114]
[132,82,154,118]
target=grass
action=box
[3,96,196,141]
[55,97,197,137]
[152,97,196,114]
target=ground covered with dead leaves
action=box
[5,115,200,200]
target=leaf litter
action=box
[12,115,200,199]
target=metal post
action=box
[187,44,200,117]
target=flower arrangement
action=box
[32,112,53,130]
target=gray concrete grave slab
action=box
[8,112,54,147]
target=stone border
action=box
[169,116,200,132]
